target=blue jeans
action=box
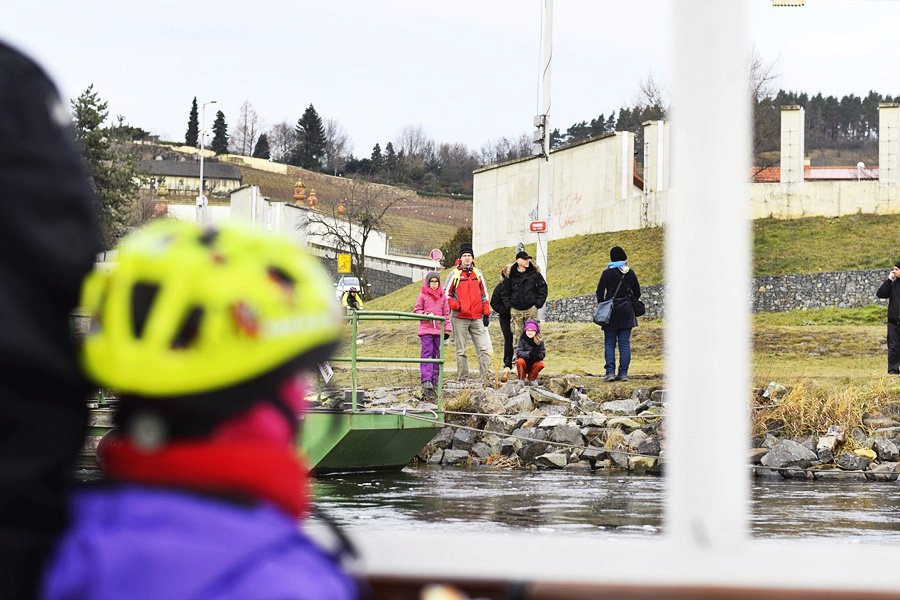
[604,328,632,376]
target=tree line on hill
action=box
[183,98,533,197]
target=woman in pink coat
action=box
[413,271,452,394]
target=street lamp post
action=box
[197,99,217,224]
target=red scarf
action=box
[100,435,309,518]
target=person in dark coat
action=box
[0,41,103,598]
[876,261,900,374]
[490,264,513,381]
[501,250,548,338]
[595,246,641,382]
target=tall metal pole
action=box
[197,99,216,224]
[536,0,553,321]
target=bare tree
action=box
[302,178,409,292]
[395,124,433,160]
[323,117,351,175]
[637,74,668,118]
[748,49,778,103]
[231,101,262,156]
[267,121,297,164]
[478,133,533,165]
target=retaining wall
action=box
[542,269,891,322]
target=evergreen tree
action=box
[439,226,473,268]
[185,97,199,147]
[210,110,229,154]
[290,104,326,170]
[370,143,384,174]
[384,142,397,181]
[252,133,270,159]
[71,84,144,246]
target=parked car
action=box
[334,276,365,300]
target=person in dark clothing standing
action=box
[502,250,548,338]
[0,41,102,599]
[876,261,900,374]
[595,246,641,382]
[490,264,513,382]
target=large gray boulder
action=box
[499,437,521,457]
[760,439,817,469]
[635,436,661,458]
[835,451,871,471]
[865,462,900,482]
[452,428,477,452]
[483,416,518,436]
[442,449,470,466]
[546,374,580,397]
[470,442,493,459]
[514,427,549,463]
[428,427,454,449]
[475,389,506,415]
[630,387,651,402]
[624,429,648,450]
[503,390,534,415]
[549,425,584,447]
[427,449,443,464]
[538,415,568,428]
[873,438,900,462]
[600,399,640,415]
[535,452,568,469]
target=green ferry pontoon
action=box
[80,310,445,473]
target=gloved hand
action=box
[482,314,490,327]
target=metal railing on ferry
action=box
[330,309,445,412]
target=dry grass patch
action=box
[752,378,900,443]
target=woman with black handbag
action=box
[595,246,641,382]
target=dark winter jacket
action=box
[502,263,548,311]
[876,278,900,323]
[0,42,102,598]
[446,265,490,320]
[595,267,641,330]
[516,334,546,364]
[490,266,511,316]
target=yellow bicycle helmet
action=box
[80,219,343,398]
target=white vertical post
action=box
[536,0,553,321]
[666,0,751,546]
[197,99,217,225]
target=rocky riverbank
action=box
[356,376,900,481]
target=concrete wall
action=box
[473,104,900,254]
[473,132,643,253]
[539,269,889,323]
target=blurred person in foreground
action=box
[0,41,102,598]
[41,220,357,599]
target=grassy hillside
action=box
[368,212,900,309]
[237,165,466,255]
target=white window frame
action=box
[347,2,900,595]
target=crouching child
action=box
[515,320,546,386]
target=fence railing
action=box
[331,310,445,411]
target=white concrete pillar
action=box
[879,103,900,185]
[642,120,669,193]
[780,105,805,184]
[617,131,635,201]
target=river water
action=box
[314,467,900,543]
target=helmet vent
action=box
[171,307,204,349]
[199,228,220,246]
[131,282,160,339]
[267,266,295,292]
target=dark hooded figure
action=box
[876,260,900,374]
[0,41,102,598]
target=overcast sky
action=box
[4,1,900,157]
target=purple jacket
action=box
[42,485,357,600]
[413,286,451,337]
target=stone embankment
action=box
[365,377,900,481]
